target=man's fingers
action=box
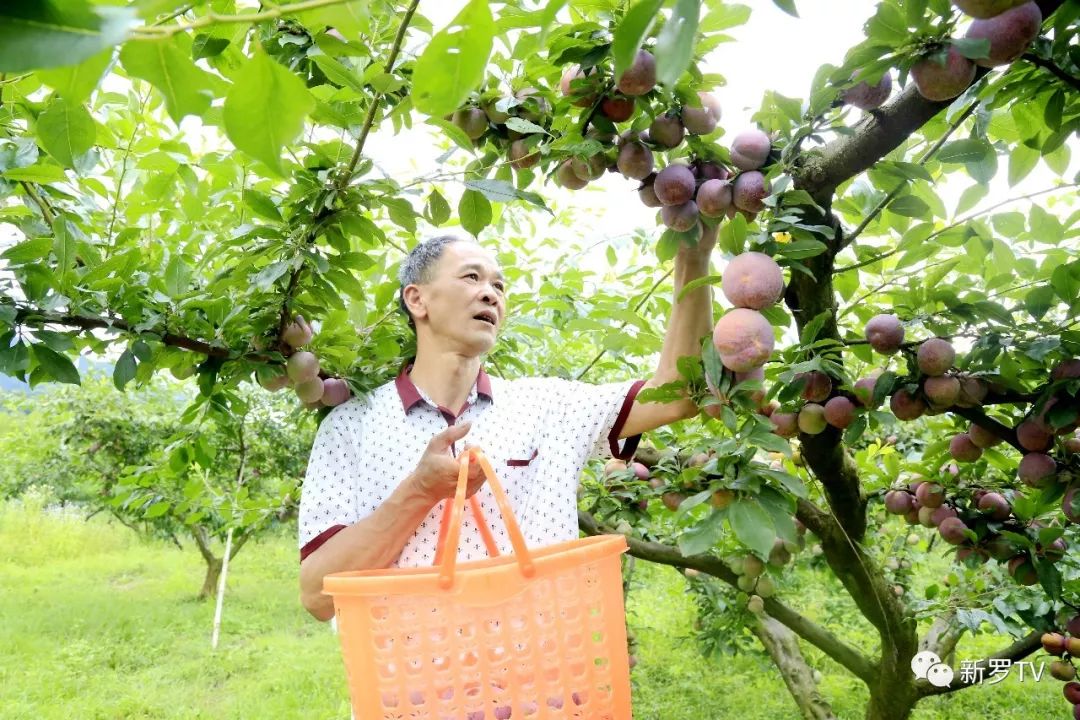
[429,421,472,451]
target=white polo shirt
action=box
[298,361,645,566]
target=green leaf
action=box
[37,49,112,103]
[538,0,570,41]
[36,97,95,168]
[243,190,283,222]
[655,0,700,87]
[936,138,991,165]
[612,0,664,84]
[31,344,80,385]
[463,178,551,213]
[728,497,775,559]
[1052,264,1080,303]
[1024,285,1054,320]
[191,34,230,60]
[504,117,550,136]
[458,189,492,237]
[772,0,799,17]
[1,237,53,264]
[0,1,134,73]
[163,255,192,298]
[1007,144,1039,186]
[677,510,726,556]
[113,349,137,390]
[144,501,171,519]
[800,310,831,345]
[2,164,67,183]
[1036,559,1062,601]
[411,0,494,117]
[950,37,990,61]
[223,50,315,174]
[298,0,369,38]
[52,217,77,280]
[426,189,451,226]
[888,195,929,218]
[251,260,291,292]
[120,38,215,122]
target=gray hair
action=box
[397,235,473,329]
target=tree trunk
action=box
[750,613,839,720]
[199,554,223,601]
[865,683,918,720]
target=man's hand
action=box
[409,421,487,503]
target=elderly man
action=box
[299,228,715,621]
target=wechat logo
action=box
[912,650,954,688]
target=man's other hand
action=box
[410,421,487,503]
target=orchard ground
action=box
[0,498,1061,720]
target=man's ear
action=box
[402,284,427,321]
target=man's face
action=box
[410,242,506,354]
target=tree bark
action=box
[200,554,223,601]
[750,613,839,720]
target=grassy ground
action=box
[0,501,1063,719]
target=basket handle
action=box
[436,447,536,589]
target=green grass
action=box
[0,501,1064,719]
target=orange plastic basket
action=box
[323,447,633,719]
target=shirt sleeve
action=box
[298,402,363,561]
[543,377,646,467]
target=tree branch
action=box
[578,510,877,684]
[12,303,231,359]
[274,0,421,346]
[949,406,1023,452]
[837,99,979,252]
[834,183,1079,274]
[132,0,352,38]
[339,0,420,186]
[1023,53,1080,92]
[918,630,1043,696]
[750,613,840,720]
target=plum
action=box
[865,314,904,354]
[721,252,784,310]
[965,2,1042,67]
[713,309,775,372]
[617,49,657,96]
[732,171,770,213]
[696,179,733,217]
[917,338,955,376]
[654,164,696,206]
[911,46,976,102]
[730,129,771,170]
